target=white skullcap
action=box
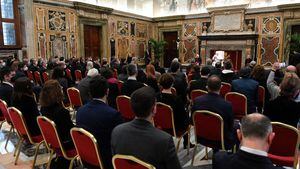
[172,58,179,63]
[87,68,99,77]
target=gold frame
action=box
[191,110,225,166]
[37,116,77,169]
[67,87,83,109]
[8,107,45,168]
[225,92,248,118]
[155,102,190,154]
[70,127,104,169]
[75,70,82,82]
[220,82,232,96]
[271,122,300,169]
[0,99,14,150]
[191,89,208,102]
[112,154,156,169]
[116,95,132,114]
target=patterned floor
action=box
[0,122,212,169]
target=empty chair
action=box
[192,110,225,165]
[42,72,49,82]
[258,86,265,113]
[220,82,231,98]
[37,116,77,169]
[34,71,42,85]
[225,92,247,120]
[113,154,156,169]
[154,102,190,153]
[75,70,82,82]
[67,87,83,110]
[190,89,208,103]
[71,127,104,168]
[116,95,135,121]
[0,99,14,149]
[268,122,299,169]
[8,107,44,168]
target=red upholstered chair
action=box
[117,80,124,92]
[67,87,83,110]
[37,116,77,169]
[27,71,34,82]
[154,102,190,154]
[42,72,49,82]
[71,127,104,168]
[192,110,225,165]
[268,122,299,169]
[220,82,231,98]
[258,86,265,113]
[65,68,72,80]
[190,90,208,103]
[116,95,135,121]
[8,107,44,167]
[113,154,155,169]
[225,92,247,120]
[34,71,42,85]
[75,70,82,82]
[0,99,14,149]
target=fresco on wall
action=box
[49,35,67,58]
[48,11,66,31]
[37,33,47,59]
[117,21,129,36]
[136,23,147,38]
[117,37,129,58]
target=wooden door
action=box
[163,32,178,68]
[84,25,101,60]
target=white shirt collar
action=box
[240,146,268,157]
[2,81,13,88]
[222,69,234,74]
[128,76,137,80]
[93,98,106,104]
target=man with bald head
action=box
[286,65,297,73]
[192,75,235,150]
[213,113,283,169]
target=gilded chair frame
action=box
[190,89,208,102]
[220,82,231,97]
[75,70,82,82]
[0,99,14,150]
[37,116,77,169]
[34,71,42,85]
[225,92,248,118]
[112,154,156,169]
[70,127,104,169]
[67,87,83,114]
[42,72,49,82]
[8,107,45,168]
[191,110,225,166]
[116,95,134,119]
[155,102,190,154]
[271,122,300,169]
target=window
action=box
[0,0,20,48]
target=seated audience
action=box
[52,66,68,95]
[210,62,222,77]
[213,113,283,169]
[0,66,15,106]
[221,60,237,83]
[192,75,235,150]
[232,67,259,113]
[145,64,160,93]
[77,68,99,104]
[76,75,123,169]
[101,67,120,109]
[40,80,74,150]
[112,87,182,169]
[121,64,144,96]
[189,66,210,94]
[267,62,284,100]
[157,73,190,148]
[170,61,188,104]
[251,65,269,111]
[189,64,201,80]
[265,72,300,127]
[117,65,128,82]
[12,77,41,136]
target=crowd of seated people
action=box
[0,55,299,169]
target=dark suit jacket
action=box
[76,100,123,169]
[77,76,92,104]
[121,79,144,96]
[232,78,259,113]
[192,93,235,149]
[171,72,188,104]
[213,150,284,169]
[111,119,182,169]
[13,95,41,136]
[265,96,300,127]
[40,103,74,150]
[189,77,208,94]
[221,71,237,84]
[0,82,13,106]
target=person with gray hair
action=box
[213,113,283,169]
[77,68,99,104]
[121,64,144,96]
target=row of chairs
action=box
[0,99,156,169]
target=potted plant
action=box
[290,33,300,53]
[149,38,167,63]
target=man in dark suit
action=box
[213,113,283,169]
[77,68,99,104]
[121,64,144,96]
[189,66,210,93]
[76,75,123,169]
[170,61,188,104]
[111,87,182,169]
[192,75,235,150]
[232,67,259,113]
[0,66,15,106]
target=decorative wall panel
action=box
[136,23,147,38]
[48,11,66,31]
[261,37,279,64]
[183,39,196,61]
[117,21,129,36]
[262,17,280,34]
[184,23,196,38]
[117,37,129,59]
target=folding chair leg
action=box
[187,127,191,155]
[32,141,44,169]
[176,137,183,152]
[14,138,23,165]
[191,144,197,166]
[69,156,78,169]
[46,149,54,169]
[5,126,13,149]
[13,136,22,157]
[0,121,4,130]
[205,147,208,160]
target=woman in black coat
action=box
[12,77,41,136]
